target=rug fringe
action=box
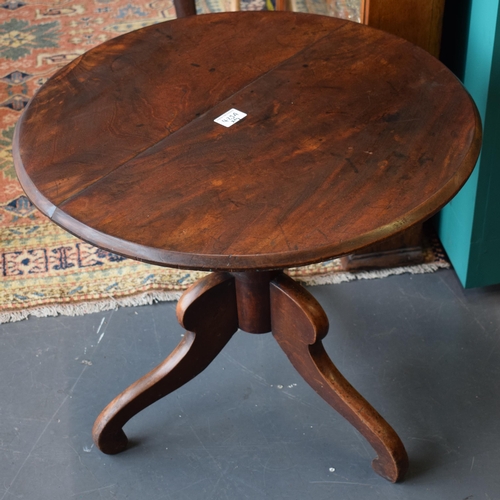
[295,261,450,286]
[0,291,182,324]
[0,261,450,324]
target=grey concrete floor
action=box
[1,268,499,499]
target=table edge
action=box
[14,102,482,272]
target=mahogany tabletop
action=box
[14,11,481,272]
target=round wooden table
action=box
[13,11,481,483]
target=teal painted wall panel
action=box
[463,0,499,112]
[435,165,479,284]
[437,0,500,287]
[466,11,500,286]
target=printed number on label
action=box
[214,109,247,128]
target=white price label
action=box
[214,108,247,128]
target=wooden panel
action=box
[363,0,446,57]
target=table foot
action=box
[270,273,409,482]
[92,272,238,454]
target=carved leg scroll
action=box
[270,273,409,482]
[93,272,238,454]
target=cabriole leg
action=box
[92,272,238,454]
[270,273,408,482]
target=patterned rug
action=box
[0,0,448,323]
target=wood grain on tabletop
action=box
[15,12,481,271]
